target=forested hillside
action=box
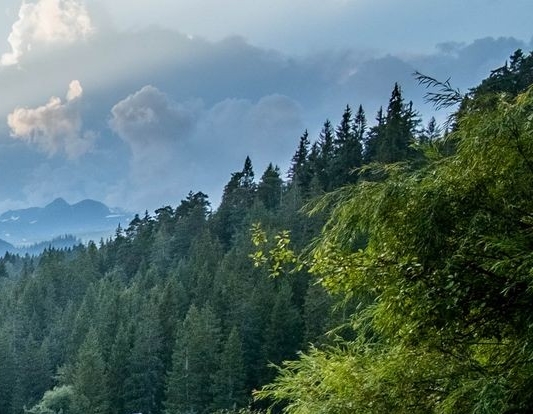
[0,50,532,414]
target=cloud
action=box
[109,85,197,154]
[66,79,83,101]
[7,80,94,159]
[0,27,527,213]
[1,0,93,66]
[109,85,200,208]
[198,94,303,168]
[108,85,303,210]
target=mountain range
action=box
[0,198,131,254]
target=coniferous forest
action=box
[0,50,533,413]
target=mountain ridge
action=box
[0,198,131,248]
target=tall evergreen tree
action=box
[289,130,312,193]
[363,106,384,163]
[213,157,257,248]
[262,282,303,381]
[364,84,419,164]
[257,163,283,210]
[164,305,221,414]
[315,120,335,191]
[0,326,14,414]
[212,327,248,410]
[71,328,109,414]
[123,304,165,414]
[332,105,364,186]
[378,83,417,162]
[353,104,367,144]
[107,323,131,414]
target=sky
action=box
[0,0,531,214]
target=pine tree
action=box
[315,120,335,191]
[107,323,131,414]
[363,106,384,163]
[71,328,109,414]
[0,326,14,414]
[257,163,283,210]
[213,157,257,248]
[419,116,441,143]
[332,105,363,187]
[262,281,303,380]
[123,304,165,414]
[303,283,333,345]
[364,84,419,164]
[164,304,221,414]
[11,332,52,414]
[289,130,312,193]
[353,104,367,144]
[212,327,248,410]
[378,83,411,163]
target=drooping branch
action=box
[414,71,464,110]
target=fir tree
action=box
[164,305,221,414]
[289,130,312,193]
[71,328,109,414]
[257,163,283,210]
[212,327,248,410]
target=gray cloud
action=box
[0,18,529,213]
[99,0,533,56]
[108,85,200,209]
[107,85,303,210]
[110,85,197,153]
[198,94,303,166]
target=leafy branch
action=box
[414,71,464,110]
[250,223,299,277]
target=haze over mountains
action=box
[0,197,130,253]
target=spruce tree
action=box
[71,328,109,414]
[212,157,257,248]
[212,327,248,410]
[289,130,312,193]
[363,106,384,163]
[0,326,14,414]
[164,304,221,414]
[123,304,165,414]
[315,120,335,191]
[333,105,363,186]
[107,323,131,414]
[257,163,283,210]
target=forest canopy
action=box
[0,49,532,414]
[256,49,533,413]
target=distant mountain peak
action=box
[46,197,70,209]
[73,199,107,208]
[0,198,132,248]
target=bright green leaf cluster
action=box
[257,81,533,412]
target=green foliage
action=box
[257,164,283,210]
[25,385,75,414]
[71,328,109,414]
[250,224,297,278]
[212,327,248,409]
[257,61,533,413]
[164,304,222,414]
[4,52,529,414]
[0,326,15,414]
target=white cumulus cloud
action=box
[1,0,93,66]
[7,80,94,159]
[66,79,83,101]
